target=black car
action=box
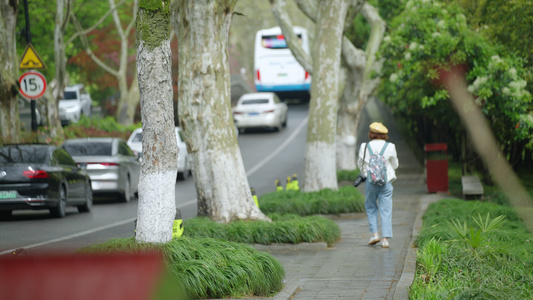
[0,144,92,218]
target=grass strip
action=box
[80,236,284,299]
[183,213,341,246]
[258,185,365,216]
[411,198,533,299]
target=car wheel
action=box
[119,178,131,203]
[50,186,67,218]
[282,115,288,128]
[177,159,189,181]
[0,210,12,219]
[73,113,80,123]
[274,119,282,132]
[78,181,93,213]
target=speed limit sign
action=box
[19,70,47,99]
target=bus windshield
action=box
[261,34,302,49]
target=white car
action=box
[127,127,192,181]
[232,92,288,133]
[59,84,92,125]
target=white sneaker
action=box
[381,239,390,248]
[368,234,380,245]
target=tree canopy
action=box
[377,0,532,166]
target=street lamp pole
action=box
[23,0,38,132]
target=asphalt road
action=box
[0,102,310,255]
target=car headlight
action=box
[65,106,80,113]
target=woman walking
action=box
[357,122,399,248]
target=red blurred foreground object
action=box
[424,143,449,193]
[0,251,165,300]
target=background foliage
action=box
[377,0,532,171]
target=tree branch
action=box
[360,2,385,79]
[270,0,313,74]
[69,12,119,77]
[66,0,126,46]
[293,0,318,21]
[124,0,138,36]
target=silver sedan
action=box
[62,138,140,202]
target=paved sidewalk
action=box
[258,173,429,300]
[255,97,439,299]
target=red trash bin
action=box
[425,143,448,193]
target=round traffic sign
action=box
[19,70,47,99]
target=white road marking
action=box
[246,116,308,176]
[1,117,308,255]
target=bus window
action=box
[261,34,302,49]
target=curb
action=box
[251,242,328,252]
[393,193,446,300]
[272,278,301,300]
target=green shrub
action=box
[411,198,533,299]
[258,185,365,216]
[80,236,284,299]
[63,115,140,140]
[183,213,341,246]
[337,169,360,182]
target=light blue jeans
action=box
[364,180,393,238]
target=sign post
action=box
[20,0,47,132]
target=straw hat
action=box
[369,122,388,134]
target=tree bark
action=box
[172,0,270,223]
[336,3,385,171]
[0,0,21,145]
[135,0,177,244]
[302,0,350,192]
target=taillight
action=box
[305,71,309,80]
[263,109,275,113]
[233,111,245,115]
[256,70,261,81]
[23,170,49,179]
[87,162,119,166]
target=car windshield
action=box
[242,99,269,105]
[0,147,48,164]
[131,132,142,143]
[62,91,77,100]
[63,142,112,156]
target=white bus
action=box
[254,26,311,101]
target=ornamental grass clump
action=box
[80,236,284,299]
[258,185,365,216]
[183,213,340,246]
[411,198,533,299]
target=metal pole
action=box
[23,0,38,132]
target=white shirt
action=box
[357,140,399,183]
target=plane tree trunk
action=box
[172,0,270,223]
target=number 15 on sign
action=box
[19,70,47,99]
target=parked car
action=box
[232,92,288,133]
[127,127,192,180]
[62,138,140,202]
[59,84,92,125]
[0,144,92,218]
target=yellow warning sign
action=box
[20,43,46,70]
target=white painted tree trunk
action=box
[135,2,177,243]
[172,0,270,223]
[0,0,21,144]
[302,0,350,192]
